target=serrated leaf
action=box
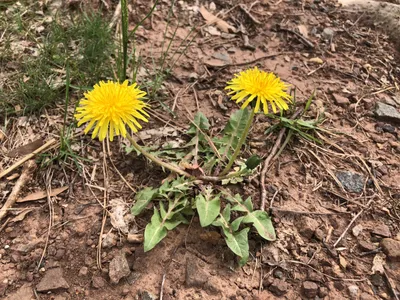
[214,108,251,161]
[224,227,250,266]
[196,193,221,227]
[242,210,276,241]
[187,112,210,134]
[144,208,168,252]
[131,187,158,216]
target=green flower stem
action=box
[220,108,256,176]
[126,134,192,178]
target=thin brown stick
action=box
[271,207,351,215]
[97,141,109,270]
[37,169,55,270]
[0,139,55,180]
[333,199,372,248]
[384,268,400,300]
[0,160,36,222]
[260,109,302,211]
[287,260,366,282]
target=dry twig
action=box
[0,160,36,222]
[260,109,302,211]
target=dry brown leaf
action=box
[199,6,236,33]
[17,186,68,203]
[7,139,44,158]
[10,208,34,223]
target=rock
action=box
[360,292,377,300]
[212,52,231,63]
[79,266,88,277]
[336,171,365,193]
[140,290,157,300]
[268,279,289,296]
[352,224,363,237]
[185,257,208,288]
[332,93,350,106]
[0,281,6,297]
[121,288,130,296]
[302,281,318,298]
[371,224,391,238]
[334,281,345,291]
[318,286,328,298]
[322,27,334,40]
[36,268,70,293]
[91,276,106,289]
[380,238,400,261]
[348,285,359,299]
[297,216,319,239]
[55,249,66,260]
[314,228,325,241]
[102,232,117,249]
[370,273,385,287]
[204,277,222,295]
[358,240,377,252]
[374,102,400,123]
[6,284,34,300]
[109,252,131,284]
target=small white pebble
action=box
[39,267,46,273]
[4,245,10,250]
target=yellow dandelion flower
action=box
[75,80,149,141]
[225,67,292,114]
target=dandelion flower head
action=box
[225,67,292,114]
[75,80,149,141]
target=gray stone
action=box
[185,257,208,288]
[36,268,70,293]
[322,27,334,40]
[381,238,400,261]
[102,232,117,249]
[348,285,359,299]
[212,52,231,63]
[374,102,400,123]
[332,93,350,106]
[358,240,376,252]
[336,171,365,193]
[91,276,106,289]
[268,279,289,296]
[302,281,318,298]
[297,216,319,239]
[6,284,34,300]
[140,290,157,300]
[79,266,88,277]
[109,252,131,284]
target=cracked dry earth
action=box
[1,0,400,299]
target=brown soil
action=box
[1,0,400,300]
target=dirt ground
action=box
[1,0,400,299]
